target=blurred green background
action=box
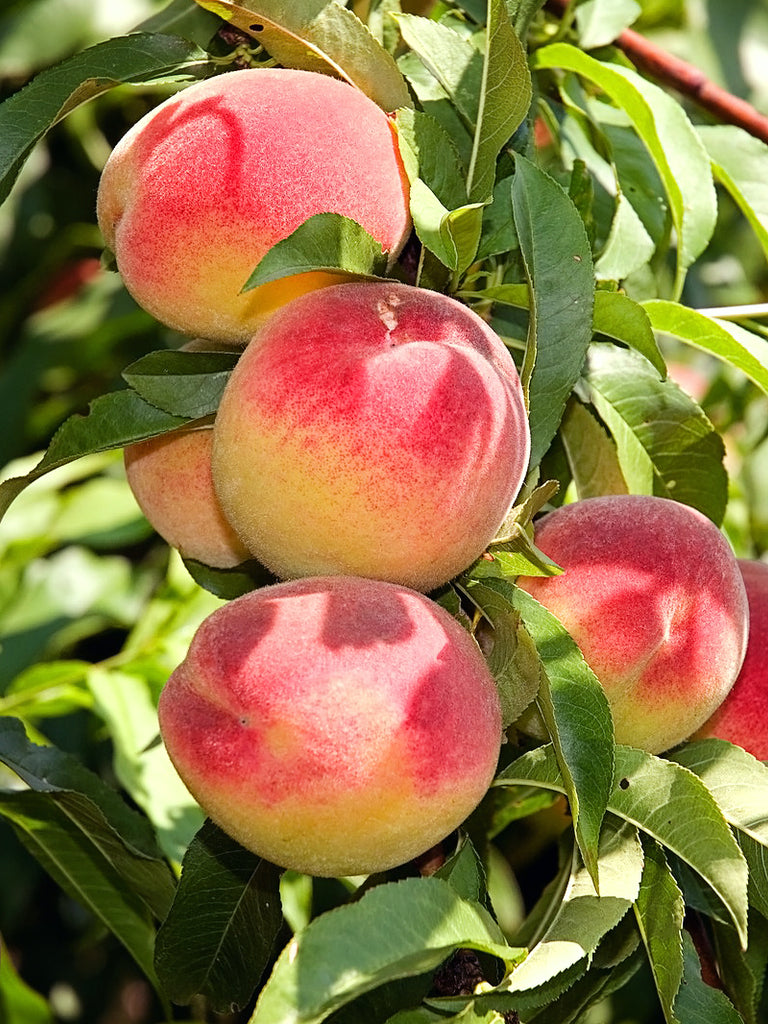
[1,1,768,1021]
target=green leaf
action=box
[122,350,239,420]
[87,668,204,865]
[633,839,685,1024]
[668,739,768,849]
[0,717,176,922]
[575,0,641,49]
[396,107,468,210]
[459,580,542,729]
[477,174,518,260]
[711,912,768,1024]
[595,191,656,281]
[0,660,92,720]
[435,834,488,904]
[0,933,52,1024]
[0,33,211,206]
[194,0,412,111]
[497,744,750,948]
[155,819,282,1013]
[512,154,595,468]
[0,390,187,524]
[396,51,474,172]
[250,877,524,1024]
[503,584,614,888]
[697,124,768,263]
[583,342,728,525]
[499,816,643,993]
[592,290,665,375]
[532,43,717,297]
[407,180,486,274]
[673,930,743,1022]
[243,213,390,292]
[643,299,768,397]
[466,0,532,203]
[395,14,483,132]
[559,398,628,500]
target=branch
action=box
[545,0,768,145]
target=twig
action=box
[544,0,768,145]
[695,303,768,320]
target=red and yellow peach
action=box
[97,67,411,341]
[516,495,749,753]
[210,280,531,592]
[695,559,768,760]
[157,575,502,876]
[124,422,250,569]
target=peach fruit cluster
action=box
[104,67,529,875]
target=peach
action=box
[96,68,411,341]
[124,422,250,569]
[516,495,749,753]
[695,559,768,760]
[157,575,502,876]
[211,280,530,592]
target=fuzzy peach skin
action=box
[96,68,411,341]
[124,422,250,569]
[694,560,768,760]
[516,495,749,754]
[211,281,530,592]
[157,575,502,876]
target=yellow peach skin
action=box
[124,423,250,569]
[211,281,531,592]
[157,575,503,876]
[97,68,411,341]
[695,559,768,760]
[517,495,749,753]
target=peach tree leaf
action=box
[494,581,613,888]
[498,744,750,948]
[193,0,412,111]
[122,350,239,419]
[592,291,665,375]
[250,877,524,1024]
[710,913,768,1024]
[673,931,743,1022]
[697,125,768,263]
[0,34,211,206]
[583,342,728,525]
[633,838,685,1024]
[242,213,390,291]
[0,933,52,1024]
[532,43,717,299]
[154,819,282,1013]
[0,390,187,525]
[559,399,629,501]
[512,155,595,469]
[642,300,768,397]
[466,0,532,203]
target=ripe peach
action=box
[694,559,768,760]
[516,495,749,753]
[157,575,502,876]
[96,68,411,341]
[124,422,250,569]
[211,280,530,592]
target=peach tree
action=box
[1,1,768,1022]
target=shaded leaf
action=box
[497,744,750,947]
[633,838,685,1024]
[0,34,211,206]
[396,107,468,210]
[559,398,628,500]
[673,930,743,1022]
[155,819,282,1013]
[250,877,523,1024]
[122,350,239,420]
[583,342,728,524]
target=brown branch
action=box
[544,0,768,145]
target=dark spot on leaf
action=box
[619,777,630,789]
[250,23,264,31]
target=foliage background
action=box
[1,0,768,1022]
